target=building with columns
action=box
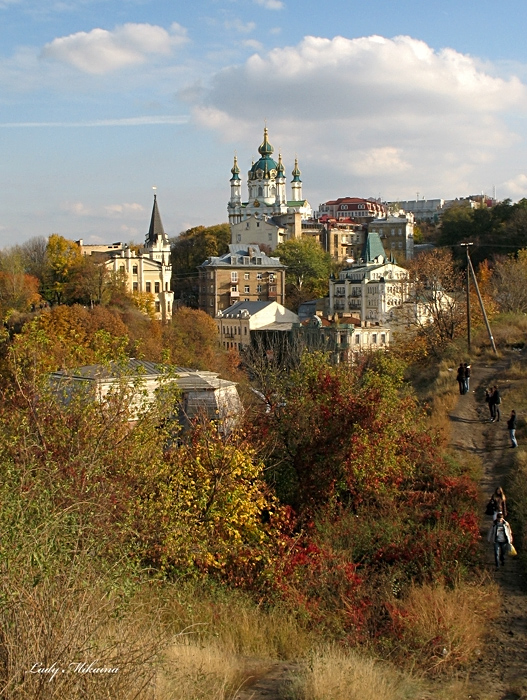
[228,128,312,249]
[77,195,174,321]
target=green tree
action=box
[274,238,331,291]
[171,224,231,305]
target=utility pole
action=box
[460,242,498,355]
[460,243,472,352]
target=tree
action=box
[491,249,527,313]
[171,224,230,305]
[43,234,83,304]
[403,248,465,354]
[274,238,331,292]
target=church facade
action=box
[228,128,312,249]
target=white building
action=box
[216,300,299,350]
[78,195,174,321]
[328,233,410,324]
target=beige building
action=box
[368,213,414,262]
[77,195,174,321]
[199,244,286,317]
[216,301,299,351]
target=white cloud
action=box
[190,34,527,200]
[242,39,263,51]
[104,202,145,217]
[224,19,256,34]
[61,201,92,216]
[254,0,284,10]
[41,22,189,75]
[503,174,527,197]
[0,116,189,127]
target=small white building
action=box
[51,360,242,433]
[216,300,299,350]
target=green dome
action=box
[248,127,278,180]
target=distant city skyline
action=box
[2,0,527,247]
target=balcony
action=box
[230,290,240,298]
[268,290,277,298]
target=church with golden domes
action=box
[228,128,312,250]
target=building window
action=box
[165,282,168,290]
[381,333,386,344]
[257,273,263,280]
[155,282,160,293]
[231,272,238,283]
[269,273,275,281]
[269,285,276,292]
[237,234,242,242]
[355,334,360,345]
[132,265,138,274]
[244,273,250,280]
[168,303,171,314]
[244,327,247,334]
[133,282,138,291]
[257,284,262,292]
[231,286,238,292]
[155,302,160,313]
[146,282,151,292]
[119,265,125,272]
[210,300,213,306]
[372,334,377,344]
[244,285,250,293]
[268,233,272,241]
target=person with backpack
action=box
[507,410,518,448]
[487,511,513,569]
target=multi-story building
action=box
[77,195,174,321]
[328,232,411,324]
[386,198,445,222]
[318,197,387,221]
[199,244,286,317]
[228,128,312,249]
[368,213,414,262]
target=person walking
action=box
[485,387,494,420]
[487,511,513,569]
[490,385,501,422]
[492,486,507,520]
[456,363,466,395]
[464,362,471,393]
[507,410,518,448]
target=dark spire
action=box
[146,193,168,245]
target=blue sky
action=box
[2,0,527,247]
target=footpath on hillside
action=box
[448,358,527,700]
[235,358,527,700]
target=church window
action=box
[271,187,276,195]
[258,186,263,196]
[155,282,160,293]
[146,282,151,292]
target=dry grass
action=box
[158,640,265,700]
[284,645,421,700]
[160,585,315,661]
[387,580,499,674]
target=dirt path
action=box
[448,359,527,700]
[235,359,527,700]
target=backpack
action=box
[485,498,495,516]
[496,395,502,405]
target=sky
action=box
[2,0,527,248]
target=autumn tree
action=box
[491,249,527,313]
[402,248,465,353]
[43,234,84,304]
